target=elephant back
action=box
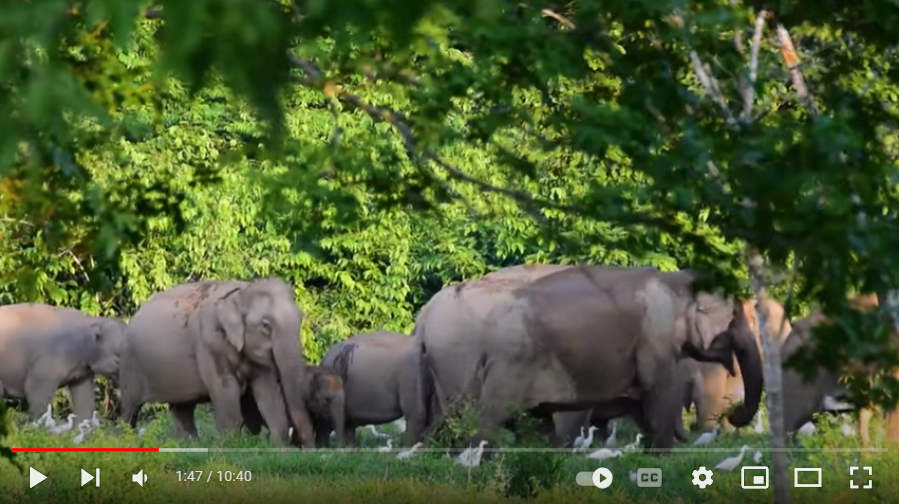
[0,303,87,342]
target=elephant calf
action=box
[304,365,346,447]
[320,331,419,446]
[0,303,126,423]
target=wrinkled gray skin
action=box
[555,301,758,447]
[0,303,126,423]
[117,279,315,448]
[411,265,764,453]
[320,331,419,446]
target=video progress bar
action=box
[11,448,209,453]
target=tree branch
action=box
[740,11,768,123]
[689,51,738,128]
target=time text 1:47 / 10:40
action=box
[176,471,253,482]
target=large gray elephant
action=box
[681,298,792,430]
[320,331,419,446]
[0,303,126,422]
[781,294,899,446]
[410,264,764,452]
[117,278,315,448]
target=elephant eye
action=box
[260,319,273,336]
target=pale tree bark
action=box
[688,10,792,504]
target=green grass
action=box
[2,406,897,504]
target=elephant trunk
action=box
[331,392,346,448]
[273,327,315,449]
[726,301,764,427]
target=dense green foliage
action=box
[2,0,899,472]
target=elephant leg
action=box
[313,418,331,447]
[170,402,199,438]
[696,369,728,430]
[345,426,358,447]
[472,363,523,445]
[249,371,291,447]
[196,350,243,433]
[69,378,96,424]
[859,408,874,446]
[240,392,264,436]
[638,359,677,454]
[24,368,61,419]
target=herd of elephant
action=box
[2,265,899,453]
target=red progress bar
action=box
[12,448,159,452]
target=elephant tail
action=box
[409,323,435,443]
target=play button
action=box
[29,467,47,489]
[592,467,613,489]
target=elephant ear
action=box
[214,290,246,353]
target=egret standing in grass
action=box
[49,414,76,435]
[72,420,93,444]
[586,448,623,461]
[378,439,393,452]
[604,422,617,446]
[693,425,719,446]
[573,426,598,452]
[715,445,750,471]
[455,440,488,468]
[397,442,422,460]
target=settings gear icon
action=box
[692,466,714,489]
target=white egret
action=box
[693,425,719,446]
[573,426,598,452]
[72,420,93,444]
[604,422,617,446]
[49,414,76,435]
[586,448,623,461]
[378,439,393,452]
[455,440,488,468]
[397,442,423,460]
[714,445,750,471]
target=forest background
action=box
[1,1,899,500]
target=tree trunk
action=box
[749,253,791,504]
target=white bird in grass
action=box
[49,414,77,435]
[715,445,750,471]
[586,448,623,461]
[455,440,488,468]
[367,425,389,439]
[798,422,816,436]
[693,425,719,446]
[378,439,393,452]
[31,405,54,429]
[753,411,764,433]
[572,427,586,448]
[604,422,618,446]
[628,471,638,483]
[394,418,407,433]
[623,433,643,452]
[396,442,422,460]
[841,422,856,436]
[72,420,93,444]
[573,426,598,452]
[753,450,762,463]
[90,411,101,427]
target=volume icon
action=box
[132,469,148,487]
